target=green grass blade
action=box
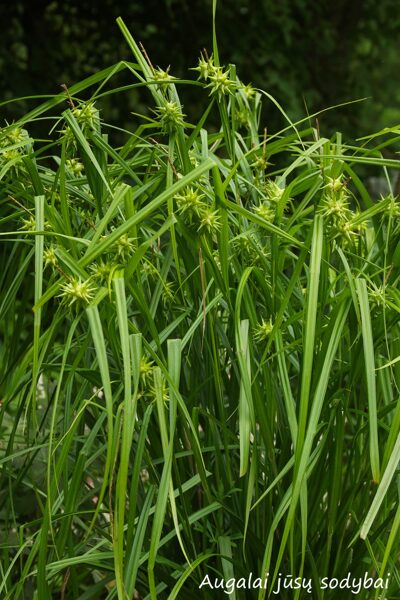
[355,278,380,483]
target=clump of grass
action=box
[1,7,400,600]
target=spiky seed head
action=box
[252,155,269,171]
[242,83,256,100]
[174,186,205,216]
[198,209,222,233]
[368,283,386,308]
[188,149,199,167]
[117,234,135,260]
[153,66,175,89]
[140,358,154,386]
[1,126,28,147]
[59,278,95,306]
[142,260,158,278]
[335,219,360,244]
[72,102,98,129]
[90,261,113,284]
[264,180,285,203]
[20,215,36,231]
[44,247,57,268]
[253,203,275,222]
[320,190,351,221]
[162,281,175,306]
[236,109,249,128]
[155,101,185,133]
[384,194,400,218]
[1,148,23,165]
[148,379,169,402]
[192,54,216,81]
[254,318,274,342]
[66,158,84,176]
[325,175,345,193]
[206,67,236,97]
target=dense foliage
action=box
[1,10,400,600]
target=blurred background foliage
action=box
[1,0,400,140]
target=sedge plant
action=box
[1,7,400,600]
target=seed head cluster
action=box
[174,186,221,234]
[319,173,363,246]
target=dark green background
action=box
[1,0,400,139]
